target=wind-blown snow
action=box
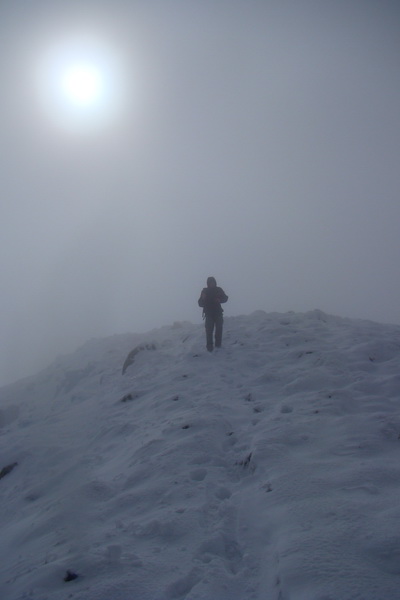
[1,310,400,600]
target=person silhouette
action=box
[198,277,228,351]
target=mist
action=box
[1,0,400,386]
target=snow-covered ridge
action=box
[1,310,400,600]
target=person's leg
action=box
[205,316,215,351]
[215,314,223,347]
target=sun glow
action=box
[34,32,125,133]
[60,63,103,106]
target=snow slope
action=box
[1,310,400,600]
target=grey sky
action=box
[1,1,400,386]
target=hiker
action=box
[198,277,228,351]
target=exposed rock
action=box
[0,462,18,480]
[122,343,156,374]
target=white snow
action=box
[1,310,400,600]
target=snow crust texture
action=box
[1,310,400,600]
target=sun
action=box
[34,32,125,133]
[60,63,104,107]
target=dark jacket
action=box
[198,287,228,316]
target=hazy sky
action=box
[1,0,400,386]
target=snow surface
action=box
[1,310,400,600]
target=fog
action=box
[1,0,399,386]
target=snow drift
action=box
[1,310,400,600]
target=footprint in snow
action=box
[196,534,243,575]
[165,567,203,599]
[190,468,207,481]
[215,487,232,500]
